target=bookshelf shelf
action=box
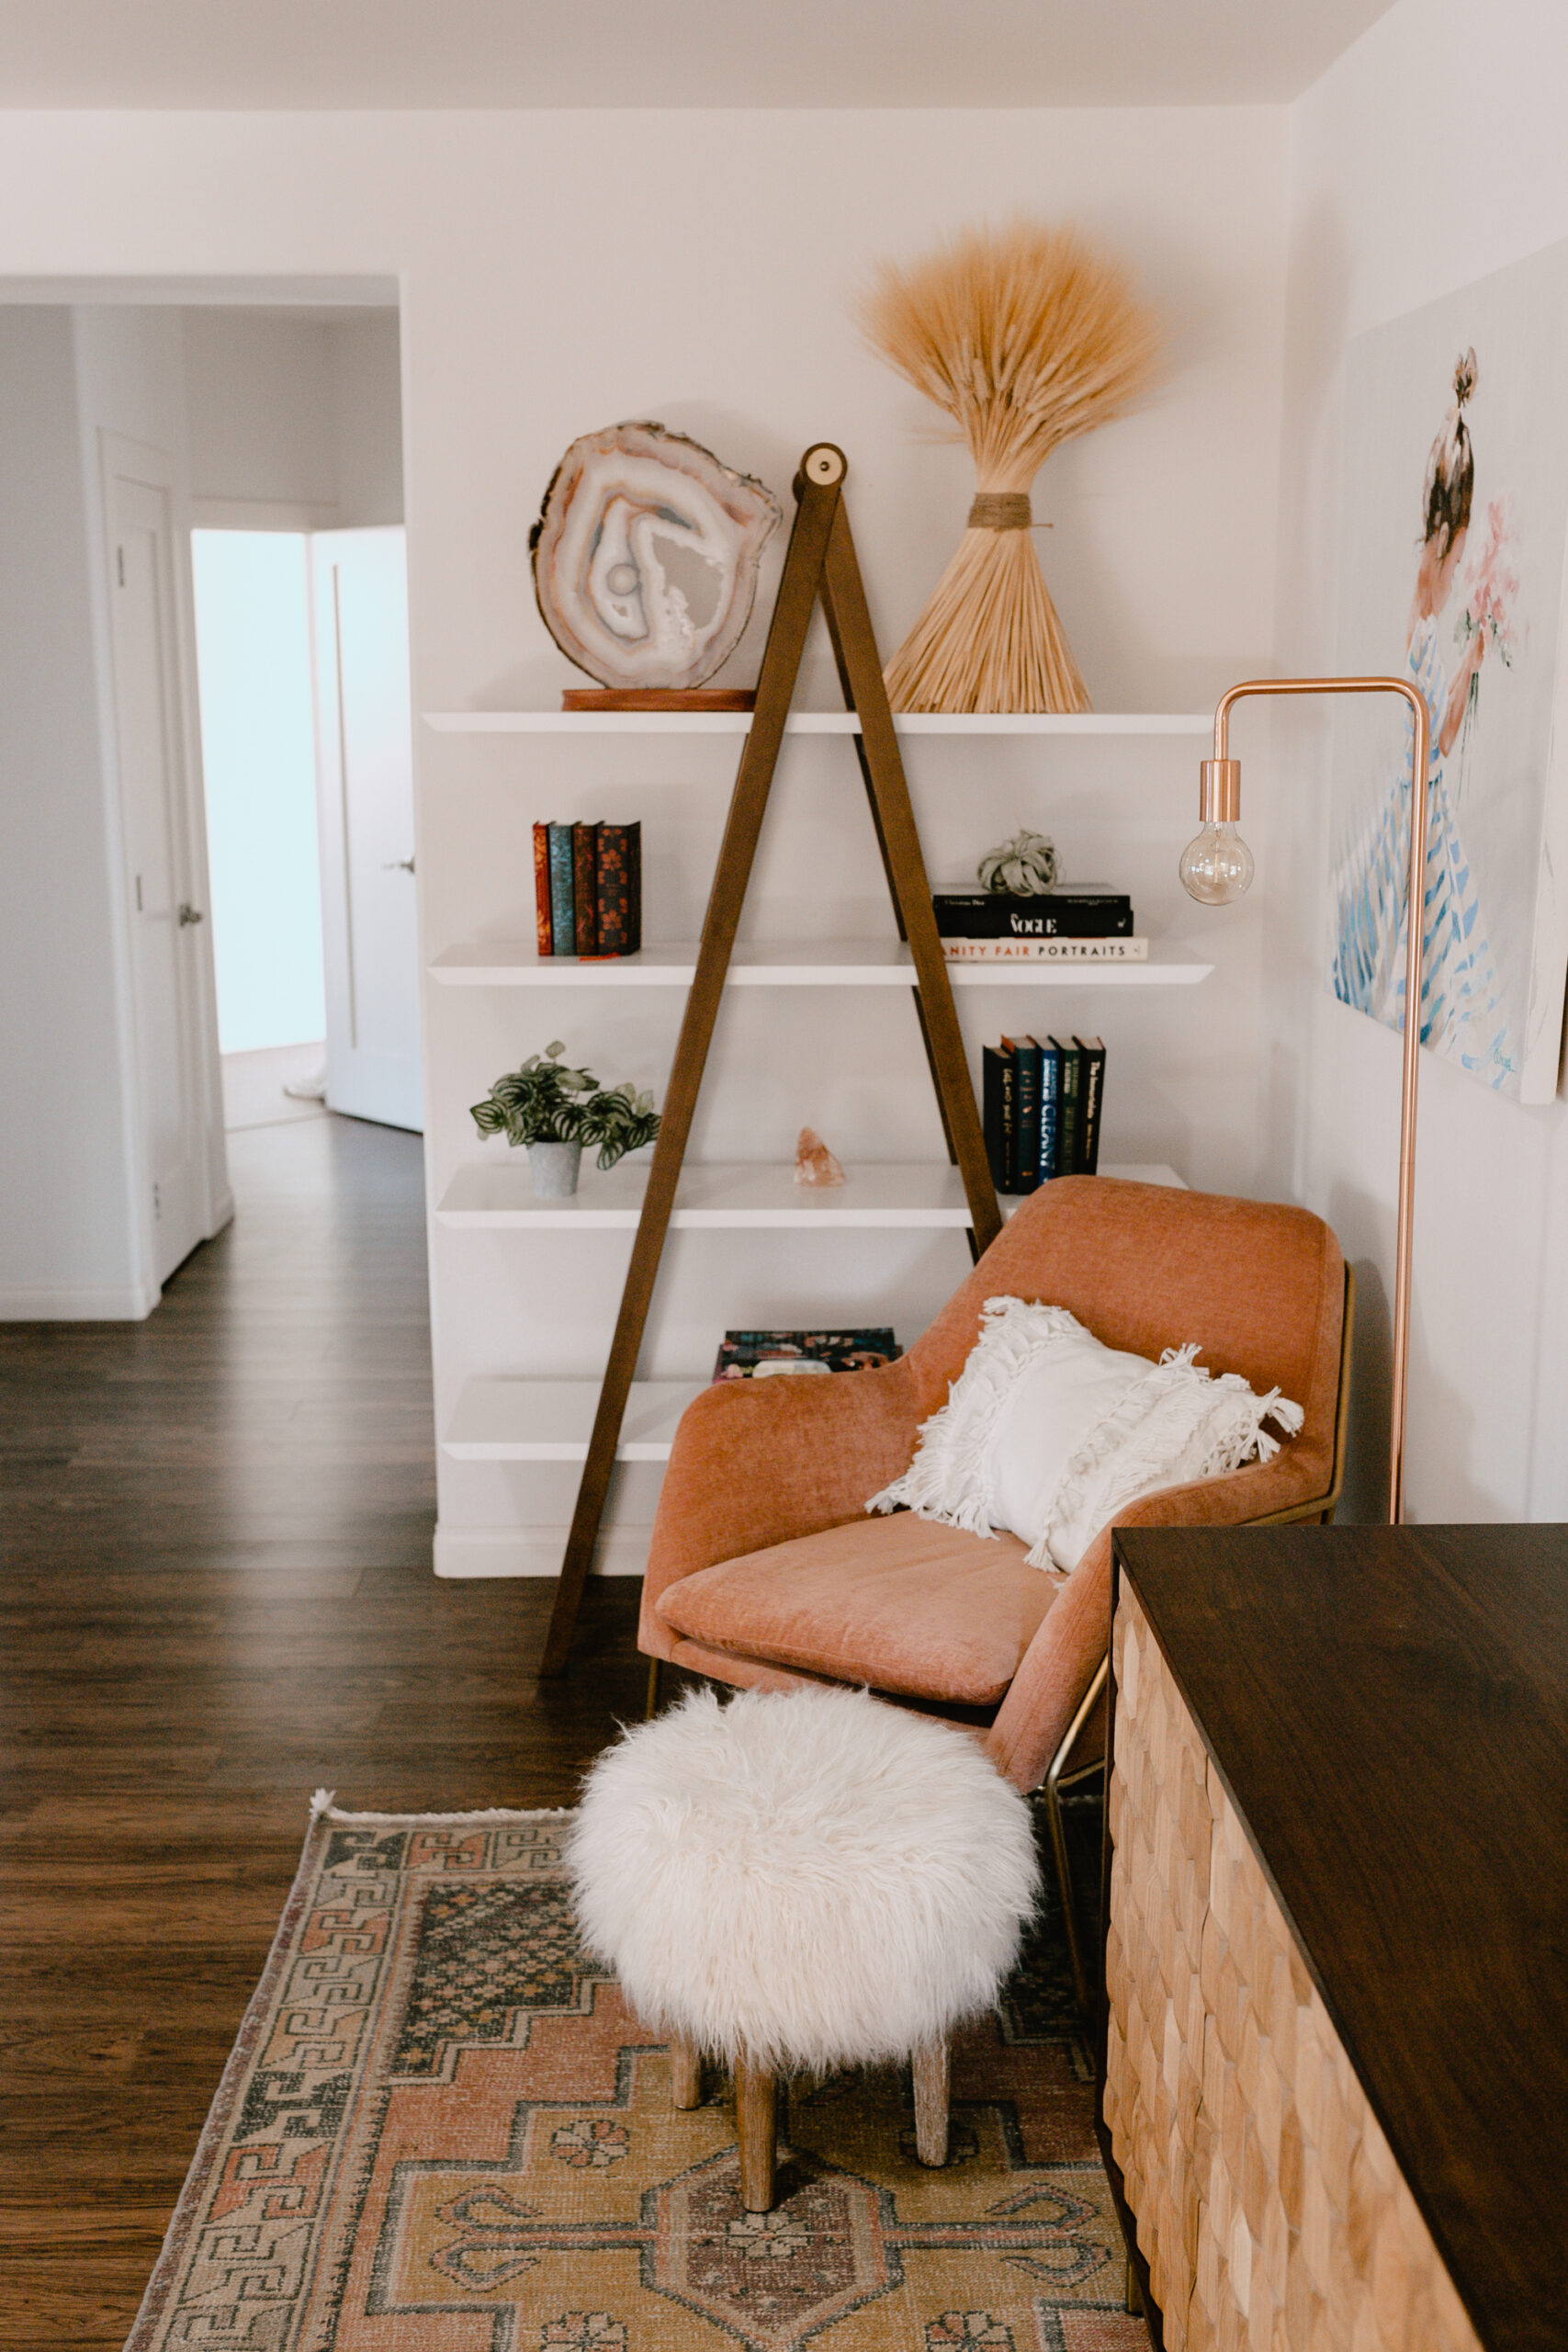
[430,940,1213,988]
[434,1159,1183,1232]
[425,709,1213,738]
[444,1377,706,1462]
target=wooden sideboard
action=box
[1100,1524,1568,2352]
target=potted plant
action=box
[469,1040,660,1198]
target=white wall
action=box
[183,305,403,525]
[0,108,1289,1562]
[333,312,404,526]
[1269,0,1568,1521]
[0,309,147,1314]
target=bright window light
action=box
[191,530,326,1055]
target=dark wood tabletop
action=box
[1111,1522,1568,2352]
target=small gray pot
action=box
[527,1139,582,1198]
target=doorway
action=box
[190,528,330,1130]
[0,288,414,1321]
[190,522,423,1136]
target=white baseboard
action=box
[434,1521,651,1578]
[0,1280,160,1320]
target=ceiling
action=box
[0,1,1399,109]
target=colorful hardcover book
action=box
[1049,1036,1083,1175]
[1075,1036,1106,1174]
[595,821,642,956]
[932,889,1133,940]
[532,821,554,956]
[711,1329,899,1382]
[571,822,600,956]
[942,937,1148,962]
[1002,1034,1043,1192]
[547,823,575,955]
[1034,1035,1062,1179]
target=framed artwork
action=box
[1330,237,1568,1102]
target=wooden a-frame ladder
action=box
[540,442,1003,1676]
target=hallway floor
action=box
[0,1115,651,2350]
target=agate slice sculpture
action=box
[530,422,782,693]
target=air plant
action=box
[977,830,1057,895]
[470,1042,660,1170]
[856,218,1161,713]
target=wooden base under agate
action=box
[561,686,757,711]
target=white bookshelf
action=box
[430,939,1213,988]
[435,1159,1183,1231]
[425,708,1213,738]
[432,694,1211,1546]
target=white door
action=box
[310,527,423,1132]
[105,444,213,1285]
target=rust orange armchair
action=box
[638,1178,1349,1996]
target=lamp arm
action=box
[1205,673,1430,1527]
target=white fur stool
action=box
[566,1682,1040,2211]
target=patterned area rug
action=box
[127,1798,1143,2352]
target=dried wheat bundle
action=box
[857,219,1160,712]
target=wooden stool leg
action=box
[670,2037,702,2109]
[912,2038,950,2167]
[735,2055,777,2211]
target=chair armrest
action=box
[984,1451,1324,1792]
[638,1359,921,1658]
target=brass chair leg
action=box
[1044,1654,1109,2022]
[735,2055,777,2211]
[644,1655,662,1720]
[1126,2257,1144,2315]
[911,2038,950,2166]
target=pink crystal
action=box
[794,1126,846,1187]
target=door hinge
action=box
[135,875,143,912]
[152,1182,162,1220]
[117,545,125,588]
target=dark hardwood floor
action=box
[0,1115,651,2350]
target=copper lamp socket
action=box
[1199,759,1241,824]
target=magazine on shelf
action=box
[711,1329,900,1382]
[942,936,1148,961]
[932,888,1133,939]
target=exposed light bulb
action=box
[1179,820,1255,905]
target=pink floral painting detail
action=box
[1453,496,1524,804]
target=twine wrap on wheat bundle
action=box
[859,220,1160,714]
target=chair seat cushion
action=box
[652,1509,1056,1705]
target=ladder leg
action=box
[819,504,1001,1254]
[819,616,976,1248]
[537,462,844,1679]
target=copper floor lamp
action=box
[1179,676,1431,1525]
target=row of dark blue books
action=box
[532,820,642,957]
[982,1034,1105,1194]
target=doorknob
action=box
[383,857,416,874]
[177,903,204,925]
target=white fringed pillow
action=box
[867,1296,1303,1573]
